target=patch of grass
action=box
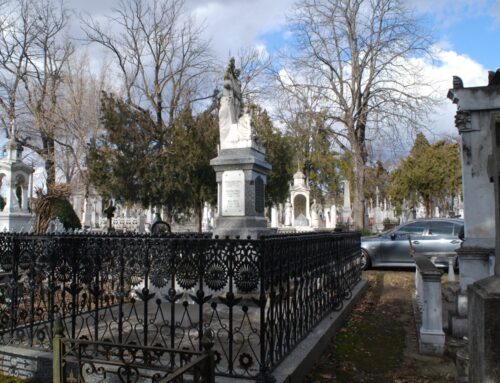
[0,376,26,383]
[308,272,406,383]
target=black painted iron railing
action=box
[0,231,361,381]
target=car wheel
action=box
[361,249,371,270]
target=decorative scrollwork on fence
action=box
[0,231,361,380]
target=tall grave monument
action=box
[210,59,272,239]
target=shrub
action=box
[49,198,81,231]
[33,184,81,233]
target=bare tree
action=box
[235,46,272,103]
[280,0,434,228]
[82,0,214,129]
[0,0,73,189]
[0,0,37,136]
[55,53,111,186]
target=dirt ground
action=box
[306,270,456,383]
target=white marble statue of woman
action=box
[219,59,242,149]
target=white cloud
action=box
[420,48,488,140]
[492,1,500,23]
[405,0,490,25]
[188,0,295,59]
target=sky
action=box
[0,0,485,173]
[63,0,500,151]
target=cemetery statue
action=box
[311,199,318,214]
[218,58,260,150]
[104,202,116,231]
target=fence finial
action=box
[53,315,64,338]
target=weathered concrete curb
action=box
[217,278,368,383]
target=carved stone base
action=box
[456,246,492,292]
[214,216,274,239]
[211,147,272,240]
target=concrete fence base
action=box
[0,345,53,381]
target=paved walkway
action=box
[306,270,456,383]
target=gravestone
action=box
[341,180,352,225]
[210,58,272,239]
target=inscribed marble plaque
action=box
[222,170,245,216]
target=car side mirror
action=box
[390,233,397,240]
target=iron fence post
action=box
[52,316,64,383]
[201,327,215,383]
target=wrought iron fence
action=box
[54,320,215,383]
[0,230,361,381]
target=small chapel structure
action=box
[0,132,34,232]
[289,169,311,228]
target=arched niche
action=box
[293,194,309,226]
[14,174,28,211]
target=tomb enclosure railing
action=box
[0,230,361,381]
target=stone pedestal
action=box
[468,276,500,382]
[415,255,445,355]
[210,147,272,239]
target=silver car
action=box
[361,218,464,269]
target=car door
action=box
[379,221,428,264]
[418,220,462,262]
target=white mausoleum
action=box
[0,136,34,232]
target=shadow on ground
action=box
[306,270,455,383]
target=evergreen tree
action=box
[87,92,219,230]
[168,105,218,231]
[251,105,294,208]
[389,134,461,217]
[365,161,391,203]
[87,92,165,207]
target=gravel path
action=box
[306,270,456,383]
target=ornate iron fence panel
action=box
[0,231,361,381]
[58,339,215,383]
